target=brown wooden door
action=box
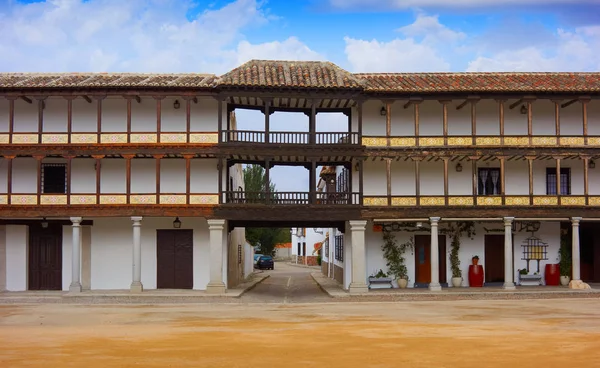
[414,235,446,284]
[29,224,63,290]
[157,230,193,289]
[484,235,505,283]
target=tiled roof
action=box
[2,61,600,94]
[0,73,216,89]
[216,60,364,90]
[356,72,600,93]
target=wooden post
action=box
[357,100,363,145]
[126,97,132,143]
[499,156,506,205]
[412,157,421,206]
[66,97,73,144]
[154,97,163,143]
[7,97,15,144]
[555,157,562,200]
[581,98,589,145]
[527,100,533,145]
[217,158,223,204]
[6,156,14,205]
[95,96,105,143]
[309,100,318,145]
[386,158,392,205]
[65,155,73,205]
[414,102,420,147]
[497,99,505,146]
[441,101,449,146]
[92,155,103,204]
[471,157,478,204]
[217,99,223,144]
[583,156,589,205]
[385,101,391,147]
[185,97,191,143]
[310,160,316,204]
[123,154,134,204]
[184,154,194,204]
[34,155,44,205]
[470,98,478,145]
[527,156,534,205]
[154,154,163,204]
[265,98,271,144]
[443,157,449,205]
[36,98,46,144]
[553,100,561,137]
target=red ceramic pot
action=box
[545,264,560,286]
[469,265,484,287]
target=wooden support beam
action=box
[509,99,523,110]
[154,154,163,204]
[498,156,506,205]
[359,160,364,205]
[552,99,561,136]
[66,97,73,144]
[583,156,589,205]
[582,98,589,145]
[186,97,191,143]
[440,100,449,145]
[126,97,132,143]
[123,154,134,204]
[443,157,449,205]
[471,157,477,203]
[265,98,271,144]
[497,99,505,145]
[8,98,14,144]
[34,155,44,205]
[561,99,578,109]
[527,100,533,145]
[403,100,412,109]
[65,156,73,205]
[456,100,469,110]
[134,95,141,104]
[471,99,478,145]
[386,158,392,205]
[385,101,391,147]
[5,156,14,205]
[19,96,33,104]
[218,158,223,204]
[357,100,363,143]
[184,154,194,204]
[94,96,105,140]
[217,99,223,144]
[414,102,420,147]
[82,95,92,104]
[154,97,163,143]
[36,97,45,144]
[555,157,561,199]
[92,155,104,204]
[527,156,534,205]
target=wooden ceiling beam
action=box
[455,100,469,110]
[82,95,92,103]
[134,95,141,103]
[19,96,33,104]
[509,99,524,109]
[561,99,578,108]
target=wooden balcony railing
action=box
[0,131,218,145]
[0,193,219,205]
[363,195,600,207]
[224,191,361,205]
[362,135,600,148]
[222,130,359,145]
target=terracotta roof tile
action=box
[355,72,600,93]
[216,60,364,90]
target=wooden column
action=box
[34,155,44,205]
[185,97,192,143]
[386,158,392,205]
[7,97,16,144]
[154,97,163,143]
[184,154,194,204]
[125,97,132,143]
[357,100,363,144]
[265,98,271,144]
[443,157,449,205]
[66,97,74,144]
[527,156,535,205]
[583,156,590,205]
[470,98,479,145]
[499,156,506,205]
[123,154,134,204]
[441,101,449,145]
[553,99,561,137]
[66,156,73,205]
[358,160,364,205]
[264,159,271,204]
[470,156,478,204]
[414,102,420,147]
[385,101,391,147]
[217,158,223,204]
[154,154,163,204]
[555,157,562,199]
[497,99,505,145]
[217,98,223,144]
[412,157,422,206]
[527,99,533,145]
[36,98,46,144]
[309,160,316,204]
[581,98,590,145]
[309,100,318,145]
[5,156,14,205]
[95,96,105,143]
[92,155,103,204]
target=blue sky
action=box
[1,0,600,190]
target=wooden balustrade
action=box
[221,130,359,145]
[0,193,219,206]
[224,191,360,205]
[0,131,219,144]
[363,195,598,207]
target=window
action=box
[478,168,501,195]
[41,164,67,194]
[337,168,349,193]
[297,242,301,255]
[546,168,571,195]
[324,238,329,257]
[238,244,242,264]
[334,235,344,262]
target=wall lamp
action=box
[520,105,527,114]
[380,106,387,116]
[173,217,182,229]
[41,217,49,228]
[173,100,181,109]
[455,163,463,172]
[590,160,596,169]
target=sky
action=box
[2,0,600,191]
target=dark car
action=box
[257,255,274,270]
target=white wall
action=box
[5,225,27,291]
[291,228,325,256]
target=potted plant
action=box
[449,231,462,287]
[381,232,413,289]
[559,238,572,286]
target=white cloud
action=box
[0,0,318,74]
[396,13,466,44]
[328,0,600,10]
[235,37,323,65]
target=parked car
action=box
[253,254,263,268]
[256,255,274,270]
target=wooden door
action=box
[157,230,193,289]
[484,235,504,283]
[414,235,446,284]
[29,224,63,290]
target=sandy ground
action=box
[1,264,599,367]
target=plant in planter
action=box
[518,268,528,275]
[558,232,572,286]
[381,231,413,289]
[443,222,475,288]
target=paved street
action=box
[241,261,331,303]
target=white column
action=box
[130,216,143,293]
[69,217,83,292]
[429,217,442,291]
[503,217,516,290]
[572,217,582,280]
[348,220,368,294]
[207,219,226,294]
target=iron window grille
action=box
[546,168,571,195]
[334,235,344,262]
[41,163,67,194]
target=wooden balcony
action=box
[224,191,361,205]
[0,193,219,206]
[362,135,600,148]
[0,131,218,145]
[221,130,359,145]
[363,195,600,207]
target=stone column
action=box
[206,219,226,294]
[348,220,368,294]
[572,217,582,280]
[503,217,516,290]
[130,216,143,293]
[69,217,83,292]
[429,217,442,291]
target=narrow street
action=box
[241,262,331,303]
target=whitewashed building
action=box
[1,60,599,294]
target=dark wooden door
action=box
[415,235,446,284]
[29,224,63,290]
[157,230,193,289]
[484,235,505,283]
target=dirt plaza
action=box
[1,297,599,368]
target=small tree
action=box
[381,231,413,280]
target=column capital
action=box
[70,217,82,225]
[503,217,515,225]
[429,217,441,223]
[131,216,143,224]
[571,217,582,224]
[208,219,226,230]
[349,220,367,230]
